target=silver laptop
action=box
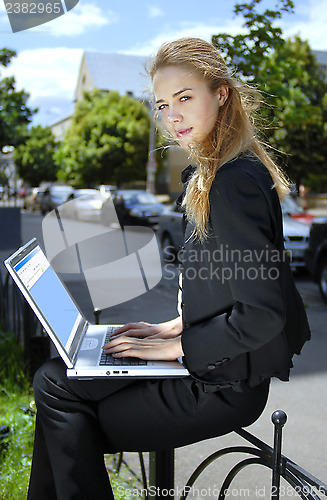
[4,238,189,379]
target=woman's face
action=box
[153,65,226,150]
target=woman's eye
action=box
[157,104,167,111]
[180,95,191,102]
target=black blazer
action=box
[180,154,310,392]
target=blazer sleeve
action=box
[181,166,287,374]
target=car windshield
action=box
[281,196,304,215]
[121,192,158,205]
[76,192,103,201]
[52,186,73,195]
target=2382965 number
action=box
[5,2,62,15]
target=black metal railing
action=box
[1,269,25,342]
[0,269,49,376]
[113,410,327,500]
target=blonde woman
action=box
[28,38,310,500]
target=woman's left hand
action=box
[102,336,184,361]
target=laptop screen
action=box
[13,244,82,352]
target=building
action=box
[75,52,149,102]
[50,52,149,141]
[313,50,327,79]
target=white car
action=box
[96,184,117,198]
[158,203,310,268]
[60,189,107,222]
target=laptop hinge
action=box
[69,320,88,364]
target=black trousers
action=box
[27,357,270,500]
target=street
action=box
[3,209,327,496]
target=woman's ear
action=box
[217,85,229,106]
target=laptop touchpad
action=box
[81,338,99,350]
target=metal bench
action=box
[112,410,327,500]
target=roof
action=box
[82,52,150,100]
[313,50,327,67]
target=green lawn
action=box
[0,389,35,500]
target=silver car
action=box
[60,189,106,222]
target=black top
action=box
[179,153,311,392]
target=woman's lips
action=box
[176,128,192,137]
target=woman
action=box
[27,38,310,500]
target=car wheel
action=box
[161,233,176,262]
[318,257,327,303]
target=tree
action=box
[0,48,36,152]
[212,0,295,81]
[13,125,58,186]
[55,90,150,187]
[258,37,327,190]
[212,0,327,191]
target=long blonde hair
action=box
[149,37,290,241]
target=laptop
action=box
[4,238,189,379]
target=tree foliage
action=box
[212,0,327,191]
[0,48,36,151]
[212,0,294,81]
[13,125,58,186]
[258,37,327,189]
[55,90,150,187]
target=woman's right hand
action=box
[110,317,183,340]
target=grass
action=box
[0,327,142,499]
[0,326,35,499]
[0,390,35,500]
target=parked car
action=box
[101,190,166,228]
[60,189,106,222]
[96,185,117,198]
[280,195,315,225]
[158,202,310,268]
[40,185,75,215]
[23,187,47,211]
[282,215,310,269]
[156,202,184,261]
[304,216,327,303]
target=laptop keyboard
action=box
[99,327,147,366]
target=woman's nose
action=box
[167,109,182,123]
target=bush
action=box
[0,328,140,499]
[0,327,29,392]
[0,326,35,498]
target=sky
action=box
[1,0,327,127]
